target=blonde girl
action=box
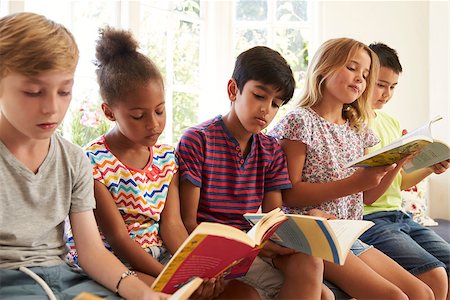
[269,38,433,300]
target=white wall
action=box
[428,1,450,219]
[318,1,449,219]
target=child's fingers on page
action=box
[198,279,215,299]
[212,277,225,297]
[280,245,297,255]
[439,159,450,169]
[432,162,448,174]
[383,163,397,172]
[268,242,296,256]
[190,282,205,299]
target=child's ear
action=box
[227,79,239,101]
[101,103,115,121]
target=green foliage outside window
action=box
[58,0,310,147]
[69,100,111,147]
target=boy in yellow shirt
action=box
[361,42,450,300]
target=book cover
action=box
[151,208,287,294]
[244,213,374,265]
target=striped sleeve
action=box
[264,137,292,192]
[176,127,205,187]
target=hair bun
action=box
[95,26,138,66]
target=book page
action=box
[401,115,442,141]
[246,208,286,244]
[244,213,374,265]
[270,218,312,252]
[277,216,353,264]
[328,220,374,253]
[403,141,450,173]
[245,214,341,263]
[344,116,444,168]
[350,140,432,167]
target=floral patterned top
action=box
[269,107,379,220]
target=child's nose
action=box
[41,94,58,115]
[261,101,271,114]
[383,88,392,99]
[145,115,159,129]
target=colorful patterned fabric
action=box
[176,115,292,231]
[86,136,178,248]
[269,107,379,220]
[66,136,178,266]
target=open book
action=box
[244,213,374,265]
[151,208,287,294]
[344,116,450,173]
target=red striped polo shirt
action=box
[177,115,292,231]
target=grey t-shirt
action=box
[0,134,95,269]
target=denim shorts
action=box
[146,245,171,265]
[350,239,372,256]
[0,264,117,300]
[361,210,449,276]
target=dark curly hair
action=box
[95,26,163,105]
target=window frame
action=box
[1,0,316,145]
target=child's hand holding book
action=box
[258,240,296,258]
[349,163,397,191]
[345,116,450,173]
[188,277,225,300]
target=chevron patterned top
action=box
[86,136,178,249]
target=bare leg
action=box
[321,283,335,300]
[415,268,449,300]
[359,247,435,300]
[448,278,450,300]
[324,252,407,300]
[274,252,323,299]
[218,280,260,299]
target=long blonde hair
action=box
[298,38,379,131]
[0,12,79,79]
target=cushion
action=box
[401,178,438,226]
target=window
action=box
[232,0,312,129]
[1,0,314,145]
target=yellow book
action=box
[244,213,374,266]
[345,116,450,173]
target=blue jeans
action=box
[361,211,450,276]
[0,264,117,300]
[350,239,372,256]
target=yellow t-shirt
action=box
[363,111,403,215]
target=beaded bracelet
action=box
[115,270,137,296]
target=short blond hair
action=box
[298,37,379,131]
[0,12,79,78]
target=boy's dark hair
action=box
[95,26,163,105]
[369,42,402,74]
[232,46,295,105]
